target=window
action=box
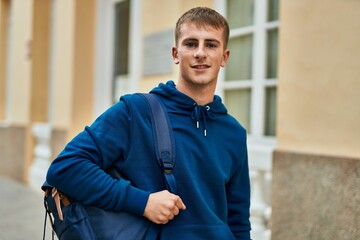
[218,0,280,138]
[112,0,130,102]
[94,0,141,116]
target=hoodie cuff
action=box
[122,185,150,216]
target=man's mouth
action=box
[192,65,210,69]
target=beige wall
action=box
[181,0,213,12]
[6,0,34,124]
[274,1,360,238]
[50,0,95,140]
[142,0,181,36]
[1,1,35,181]
[50,0,75,130]
[0,0,96,181]
[0,0,10,120]
[71,0,95,139]
[277,0,360,158]
[31,0,51,122]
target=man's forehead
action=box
[178,22,224,40]
[180,22,219,32]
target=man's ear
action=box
[221,49,230,67]
[172,47,179,64]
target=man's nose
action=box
[194,45,207,59]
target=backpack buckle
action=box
[161,151,173,174]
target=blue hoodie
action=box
[46,81,251,239]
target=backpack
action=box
[42,93,176,240]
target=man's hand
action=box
[143,190,186,224]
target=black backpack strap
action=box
[138,93,177,194]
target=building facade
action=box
[0,0,359,239]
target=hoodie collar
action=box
[150,80,227,136]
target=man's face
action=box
[172,23,230,87]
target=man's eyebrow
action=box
[182,38,221,44]
[182,38,198,42]
[205,39,221,44]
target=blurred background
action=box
[0,0,359,239]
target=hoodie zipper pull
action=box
[196,121,199,128]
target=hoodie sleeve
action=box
[46,99,150,216]
[226,137,252,239]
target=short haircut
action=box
[175,7,230,49]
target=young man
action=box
[46,7,251,240]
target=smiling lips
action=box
[192,64,210,69]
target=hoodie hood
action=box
[150,80,228,136]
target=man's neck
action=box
[176,81,216,106]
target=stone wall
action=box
[0,124,67,183]
[0,125,27,182]
[271,150,360,240]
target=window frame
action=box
[215,0,279,169]
[94,0,141,116]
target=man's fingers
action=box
[143,190,186,224]
[174,196,186,210]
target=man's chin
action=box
[187,78,216,87]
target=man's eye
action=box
[207,43,217,48]
[186,42,197,47]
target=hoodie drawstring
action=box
[191,105,215,136]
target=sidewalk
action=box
[0,176,54,240]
